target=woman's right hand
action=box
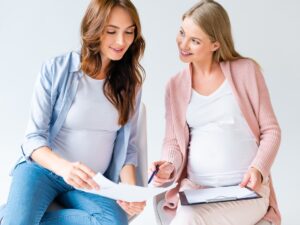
[59,161,100,190]
[149,161,175,186]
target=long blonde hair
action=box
[183,0,243,62]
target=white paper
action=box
[184,185,259,204]
[79,173,177,202]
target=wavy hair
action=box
[80,0,145,125]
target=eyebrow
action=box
[106,25,135,29]
[180,26,202,42]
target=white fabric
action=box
[186,80,258,187]
[52,75,120,173]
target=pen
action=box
[148,165,159,184]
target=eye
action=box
[106,30,116,35]
[179,30,184,36]
[125,30,135,35]
[192,39,200,45]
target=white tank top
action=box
[52,75,120,173]
[186,80,258,187]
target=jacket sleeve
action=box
[123,89,142,167]
[21,61,54,160]
[250,62,281,180]
[161,81,183,177]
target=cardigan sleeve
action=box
[250,63,281,180]
[161,81,183,178]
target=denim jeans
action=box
[2,161,128,225]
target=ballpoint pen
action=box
[148,165,159,184]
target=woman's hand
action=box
[240,167,263,192]
[149,161,175,186]
[117,200,146,216]
[59,161,100,190]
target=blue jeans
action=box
[2,162,128,225]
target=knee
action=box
[2,214,37,225]
[92,208,128,225]
[170,208,202,225]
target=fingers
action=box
[75,162,99,190]
[149,161,164,172]
[148,161,175,186]
[240,169,262,192]
[117,200,146,216]
[240,172,250,187]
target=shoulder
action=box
[43,51,81,74]
[229,58,258,73]
[228,58,260,76]
[166,67,190,91]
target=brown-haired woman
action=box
[150,0,281,225]
[1,0,145,224]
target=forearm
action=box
[31,146,69,176]
[120,164,136,185]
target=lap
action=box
[3,161,72,224]
[171,183,270,225]
[55,190,128,225]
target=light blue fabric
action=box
[13,51,142,183]
[2,161,128,225]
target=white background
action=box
[0,0,299,224]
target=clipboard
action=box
[179,185,262,205]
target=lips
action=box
[110,47,124,53]
[180,50,192,56]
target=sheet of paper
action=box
[184,185,258,203]
[79,173,177,202]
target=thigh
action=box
[2,162,67,225]
[171,190,269,225]
[56,190,128,225]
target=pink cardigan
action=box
[161,59,281,225]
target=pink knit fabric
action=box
[161,59,281,225]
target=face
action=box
[100,6,135,64]
[176,16,220,64]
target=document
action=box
[79,173,177,202]
[179,185,261,205]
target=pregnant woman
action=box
[150,1,281,225]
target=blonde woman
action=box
[1,0,145,224]
[150,1,281,225]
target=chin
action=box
[179,55,191,63]
[110,55,124,61]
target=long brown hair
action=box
[183,0,243,62]
[80,0,145,125]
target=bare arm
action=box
[31,147,99,190]
[119,164,136,185]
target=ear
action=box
[211,41,220,52]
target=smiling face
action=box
[176,16,220,65]
[100,6,135,64]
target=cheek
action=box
[128,36,135,45]
[176,35,181,44]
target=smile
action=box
[180,50,192,56]
[110,47,124,53]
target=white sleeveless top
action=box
[186,80,258,187]
[52,75,120,173]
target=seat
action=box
[0,103,148,224]
[153,191,272,225]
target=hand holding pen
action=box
[148,161,175,186]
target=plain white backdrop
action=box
[0,0,299,224]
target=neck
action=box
[191,58,217,78]
[94,56,111,80]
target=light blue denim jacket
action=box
[15,51,141,183]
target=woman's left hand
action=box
[240,167,263,192]
[117,200,146,216]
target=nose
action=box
[116,33,125,46]
[180,38,189,50]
